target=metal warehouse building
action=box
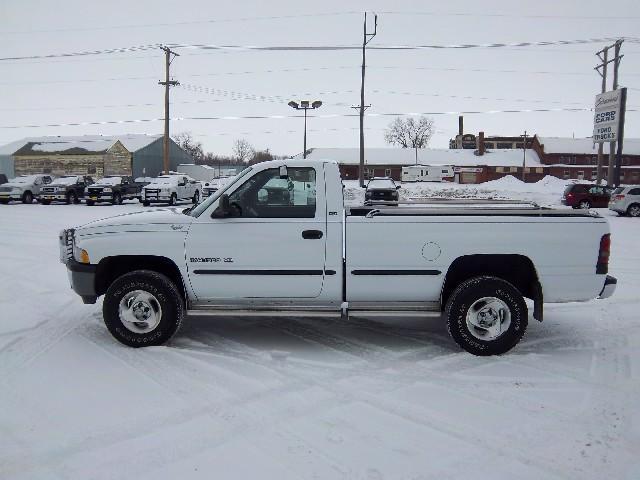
[0,134,193,179]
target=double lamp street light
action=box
[288,100,322,159]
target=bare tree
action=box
[384,116,434,149]
[172,132,204,163]
[233,138,255,163]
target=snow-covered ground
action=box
[1,185,639,479]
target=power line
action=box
[3,37,636,62]
[3,106,637,130]
[378,10,640,20]
[0,12,361,35]
[3,10,639,36]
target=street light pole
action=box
[520,130,528,182]
[288,100,322,158]
[304,107,308,159]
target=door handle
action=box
[302,230,323,239]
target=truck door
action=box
[185,166,327,300]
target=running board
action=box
[187,309,441,319]
[187,309,342,318]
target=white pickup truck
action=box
[60,159,616,355]
[141,174,201,206]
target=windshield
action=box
[367,178,396,189]
[51,176,79,185]
[11,175,37,184]
[98,177,122,185]
[612,187,625,195]
[189,167,252,217]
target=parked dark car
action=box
[365,177,401,204]
[0,174,7,185]
[562,183,613,209]
[38,175,93,205]
[85,176,144,205]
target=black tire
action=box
[41,200,51,205]
[86,200,94,206]
[143,201,150,207]
[0,199,8,204]
[192,190,200,204]
[112,192,122,205]
[66,192,76,204]
[445,276,528,356]
[627,204,640,217]
[578,199,591,209]
[103,270,184,348]
[22,191,33,204]
[169,193,177,206]
[73,192,81,204]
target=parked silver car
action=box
[608,186,640,217]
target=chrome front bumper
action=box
[598,275,617,299]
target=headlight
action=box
[103,188,112,193]
[73,245,90,264]
[365,191,372,198]
[11,188,22,194]
[161,188,169,193]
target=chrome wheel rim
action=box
[629,206,640,217]
[118,290,163,334]
[465,297,511,341]
[579,201,590,209]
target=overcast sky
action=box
[0,0,638,157]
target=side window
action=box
[629,188,640,196]
[228,167,316,218]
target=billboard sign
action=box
[593,90,621,143]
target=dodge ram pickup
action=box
[60,159,617,355]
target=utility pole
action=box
[159,46,180,175]
[594,40,623,186]
[594,46,608,184]
[614,87,628,187]
[520,131,527,182]
[356,12,377,188]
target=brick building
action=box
[532,136,640,184]
[297,147,545,184]
[0,134,193,179]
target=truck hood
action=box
[76,208,194,236]
[143,182,175,188]
[1,182,27,189]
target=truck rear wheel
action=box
[22,191,33,204]
[103,270,184,347]
[445,276,527,356]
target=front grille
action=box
[0,186,12,192]
[59,228,74,263]
[42,187,57,194]
[145,189,159,194]
[87,188,103,195]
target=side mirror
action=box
[212,194,231,218]
[396,185,401,190]
[279,165,288,179]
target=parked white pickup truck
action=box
[60,159,616,355]
[141,174,201,206]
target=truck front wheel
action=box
[103,270,184,347]
[445,276,527,356]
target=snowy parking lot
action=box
[1,188,639,479]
